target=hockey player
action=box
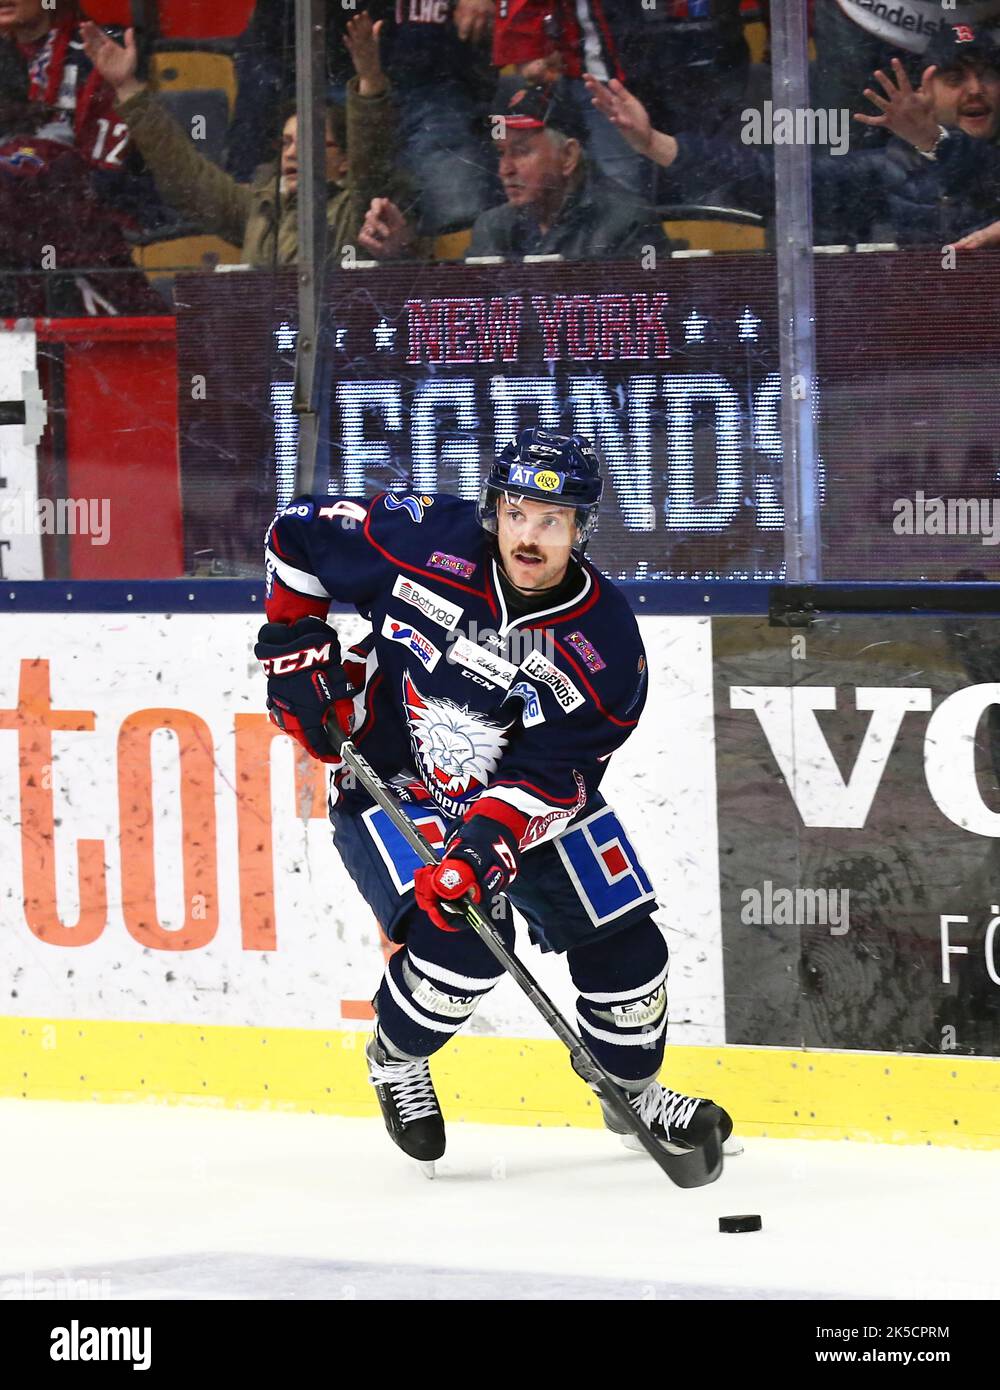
[256,429,732,1169]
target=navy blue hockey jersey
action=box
[264,492,648,851]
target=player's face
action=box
[280,115,349,193]
[0,1,48,39]
[928,61,1000,139]
[496,495,578,592]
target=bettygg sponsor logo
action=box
[520,649,584,712]
[448,635,518,689]
[427,550,476,579]
[566,630,606,673]
[381,615,441,671]
[391,575,463,630]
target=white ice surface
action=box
[0,1099,997,1301]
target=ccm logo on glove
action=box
[258,643,334,677]
[254,617,356,763]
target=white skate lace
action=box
[632,1084,702,1139]
[368,1055,439,1124]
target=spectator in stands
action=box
[0,0,157,218]
[81,12,421,266]
[465,82,670,259]
[0,27,163,315]
[382,0,497,236]
[224,2,496,238]
[812,0,1000,150]
[492,0,750,197]
[584,25,1000,247]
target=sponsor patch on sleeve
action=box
[384,494,434,523]
[566,630,606,673]
[427,550,476,580]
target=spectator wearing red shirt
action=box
[493,0,749,198]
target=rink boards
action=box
[1,606,998,1147]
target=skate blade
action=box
[624,1132,743,1159]
[418,1160,437,1180]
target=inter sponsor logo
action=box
[520,649,584,712]
[381,615,441,671]
[391,575,463,630]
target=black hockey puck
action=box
[719,1214,762,1233]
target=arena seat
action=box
[130,230,243,303]
[660,206,767,253]
[433,226,474,263]
[153,0,254,40]
[150,48,238,118]
[85,1,130,22]
[85,2,254,38]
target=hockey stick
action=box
[330,733,723,1189]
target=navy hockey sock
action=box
[567,918,669,1090]
[374,913,516,1059]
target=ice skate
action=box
[605,1080,732,1156]
[366,1035,445,1176]
[574,1055,730,1184]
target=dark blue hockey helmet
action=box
[478,428,604,544]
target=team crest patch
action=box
[566,631,606,673]
[384,493,434,523]
[402,673,512,818]
[427,550,476,580]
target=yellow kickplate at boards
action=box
[1,1018,998,1148]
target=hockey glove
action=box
[413,805,524,932]
[255,617,355,762]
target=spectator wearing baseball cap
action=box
[812,0,1000,153]
[584,37,1000,248]
[464,81,670,261]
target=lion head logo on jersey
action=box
[403,674,512,817]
